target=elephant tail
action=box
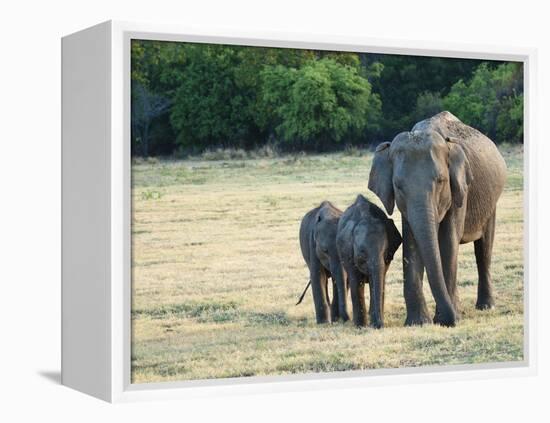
[296,280,311,305]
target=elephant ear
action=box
[368,142,394,215]
[385,218,402,263]
[447,137,473,208]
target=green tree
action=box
[371,56,480,137]
[169,45,251,149]
[131,82,170,156]
[259,58,377,148]
[496,95,524,143]
[168,44,318,150]
[444,62,523,142]
[130,38,524,155]
[131,40,187,155]
[412,91,444,122]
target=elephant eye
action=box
[436,175,446,184]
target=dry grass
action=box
[131,144,524,383]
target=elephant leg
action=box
[367,281,382,328]
[368,283,374,320]
[474,211,496,310]
[349,268,367,327]
[310,257,331,324]
[402,219,431,326]
[324,276,331,306]
[331,279,339,321]
[330,256,350,322]
[436,211,461,321]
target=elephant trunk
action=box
[368,262,385,329]
[408,206,456,326]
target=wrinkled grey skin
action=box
[336,195,402,328]
[299,201,350,323]
[369,111,507,327]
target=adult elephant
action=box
[368,111,507,327]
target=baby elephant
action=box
[337,195,402,328]
[299,201,350,324]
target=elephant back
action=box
[413,111,507,233]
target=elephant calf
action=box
[299,201,350,324]
[336,195,402,328]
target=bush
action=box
[496,95,524,143]
[443,63,523,143]
[259,58,379,148]
[201,148,248,161]
[249,143,279,159]
[413,91,444,122]
[343,145,363,157]
[170,45,257,150]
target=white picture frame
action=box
[61,20,537,403]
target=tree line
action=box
[131,40,524,157]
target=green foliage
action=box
[140,189,163,201]
[443,62,523,143]
[254,64,297,136]
[496,95,524,143]
[130,39,524,156]
[131,82,170,156]
[131,40,186,155]
[259,58,377,148]
[413,91,444,122]
[169,45,248,148]
[167,44,318,150]
[371,56,480,137]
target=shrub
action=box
[201,147,248,161]
[443,63,523,143]
[259,58,379,148]
[250,143,279,159]
[413,91,444,122]
[343,145,362,157]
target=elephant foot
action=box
[432,309,456,327]
[331,311,351,323]
[434,305,461,322]
[404,312,431,326]
[475,300,495,310]
[316,315,331,324]
[339,311,350,323]
[369,319,384,329]
[353,318,367,328]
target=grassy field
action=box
[131,144,524,384]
